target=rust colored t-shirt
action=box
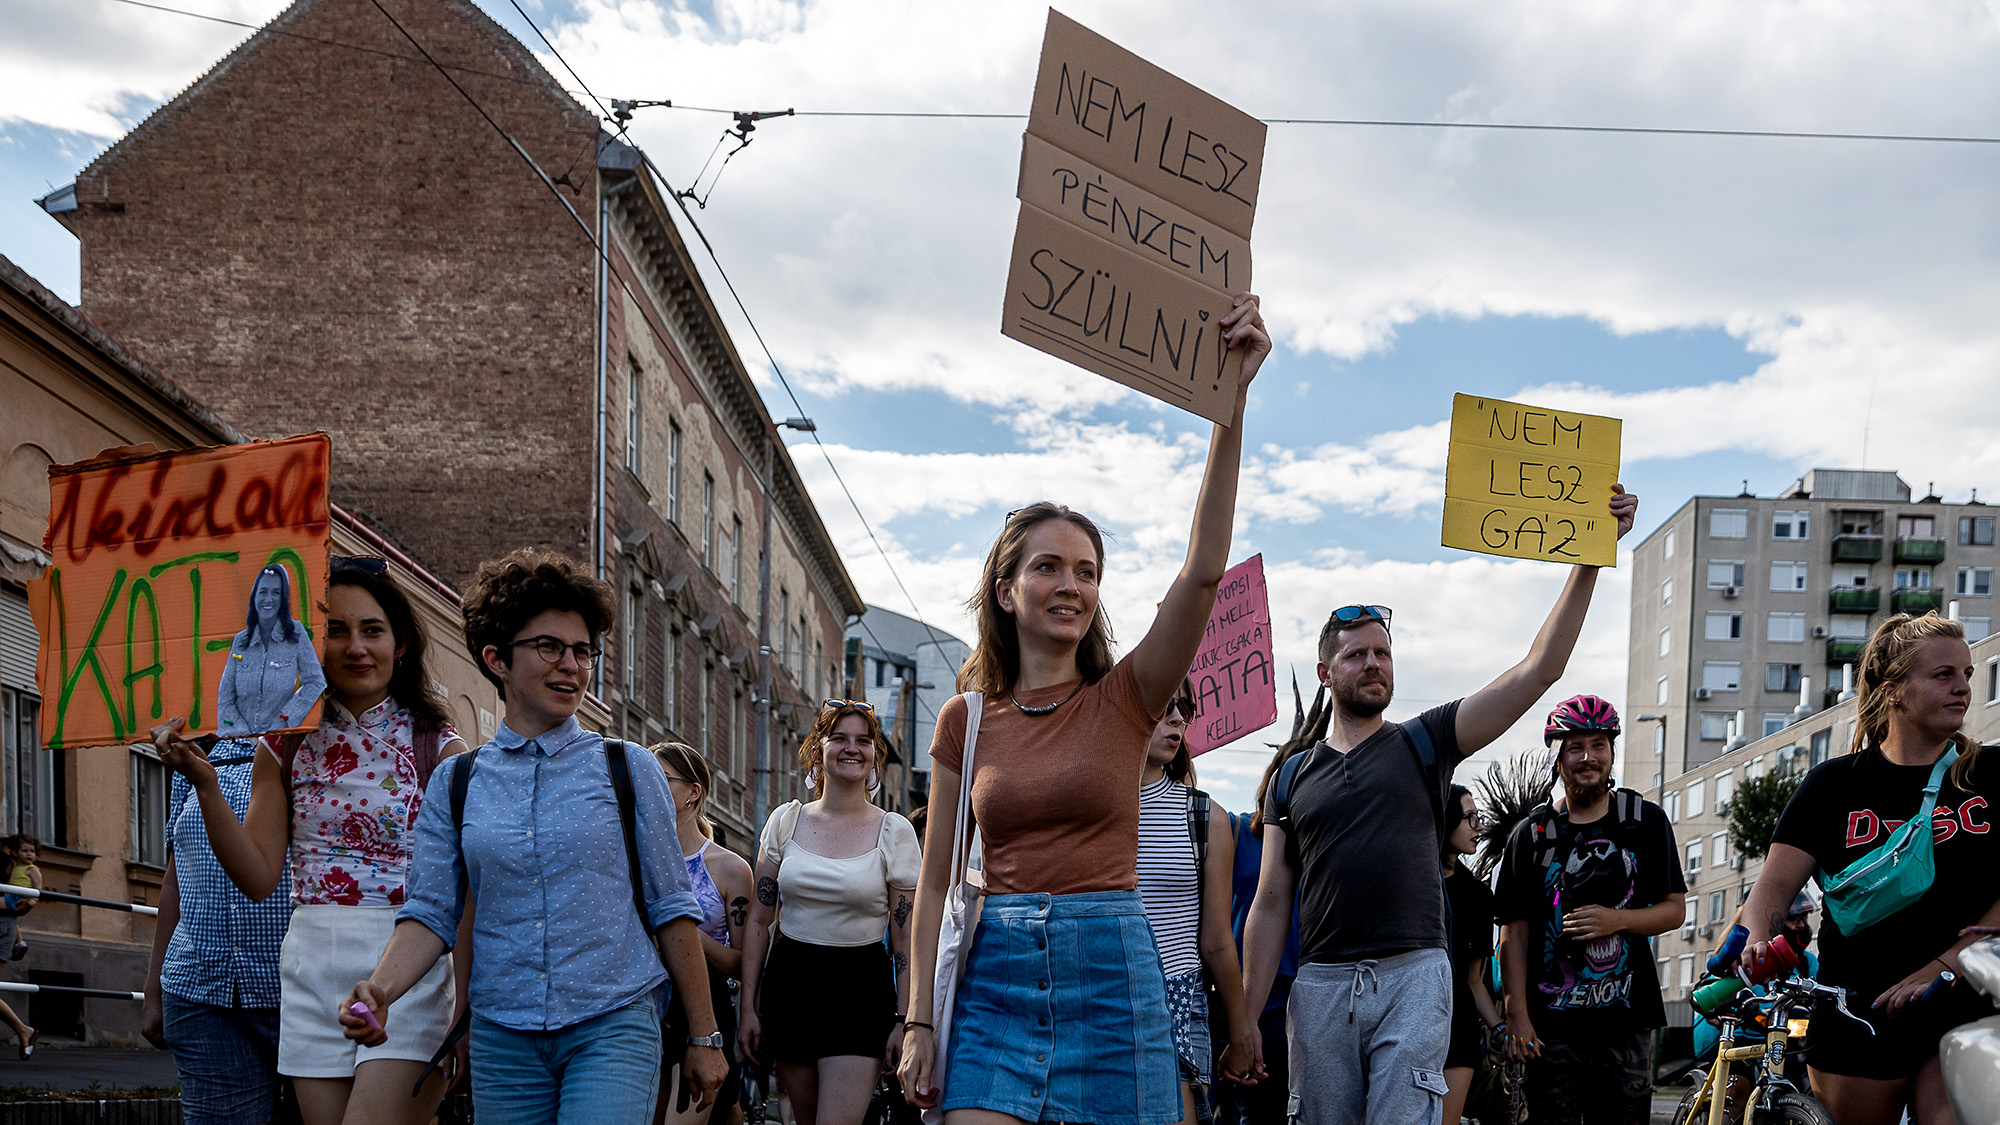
[929,654,1159,896]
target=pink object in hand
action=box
[350,1001,383,1033]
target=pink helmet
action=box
[1544,694,1621,747]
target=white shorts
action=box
[278,903,455,1077]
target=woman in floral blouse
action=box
[156,556,469,1125]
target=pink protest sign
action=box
[1186,554,1277,755]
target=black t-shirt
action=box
[1263,702,1461,963]
[1444,862,1496,1030]
[1771,744,2000,999]
[1496,794,1683,1036]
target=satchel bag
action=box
[1818,746,1958,936]
[923,691,984,1125]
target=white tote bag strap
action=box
[951,692,982,883]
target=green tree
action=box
[1728,772,1803,860]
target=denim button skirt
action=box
[943,890,1181,1125]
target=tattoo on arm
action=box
[892,894,912,928]
[729,896,749,928]
[894,951,910,975]
[757,876,779,907]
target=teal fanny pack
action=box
[1817,746,1958,935]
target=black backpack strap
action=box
[603,740,653,937]
[449,748,478,907]
[1269,746,1315,868]
[1399,717,1447,849]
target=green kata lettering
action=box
[149,550,240,731]
[49,566,128,749]
[123,577,165,733]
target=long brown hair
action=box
[798,703,889,796]
[1851,611,1981,789]
[1251,676,1333,832]
[957,502,1115,694]
[328,563,453,730]
[652,741,713,840]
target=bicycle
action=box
[1672,973,1869,1125]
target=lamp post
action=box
[1632,713,1669,802]
[754,416,816,834]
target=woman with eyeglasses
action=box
[899,294,1271,1125]
[739,700,920,1125]
[652,741,755,1125]
[154,556,470,1125]
[216,562,328,739]
[1440,784,1501,1125]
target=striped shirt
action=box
[1136,774,1203,976]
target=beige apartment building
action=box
[1627,468,1998,791]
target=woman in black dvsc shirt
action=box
[1741,612,2000,1125]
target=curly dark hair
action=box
[461,548,615,697]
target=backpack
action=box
[1187,786,1212,913]
[1522,787,1648,872]
[1268,716,1447,857]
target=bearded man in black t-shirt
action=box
[1496,696,1684,1125]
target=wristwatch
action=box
[687,1032,726,1050]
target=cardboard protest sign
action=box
[1441,394,1622,567]
[1002,9,1267,426]
[1186,554,1277,755]
[28,434,332,749]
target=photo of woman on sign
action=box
[217,563,326,738]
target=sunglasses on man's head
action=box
[1329,604,1393,632]
[330,553,389,575]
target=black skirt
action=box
[760,932,896,1064]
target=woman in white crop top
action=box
[740,701,920,1125]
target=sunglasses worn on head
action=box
[822,698,875,714]
[1329,604,1393,632]
[331,553,389,575]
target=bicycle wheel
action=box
[1755,1092,1836,1125]
[1669,1076,1707,1125]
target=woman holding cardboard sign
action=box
[898,293,1269,1125]
[216,562,327,739]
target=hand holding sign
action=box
[1441,394,1627,566]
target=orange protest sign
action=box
[28,434,332,749]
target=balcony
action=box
[1894,537,1948,565]
[1826,639,1866,665]
[1828,587,1881,614]
[1892,588,1945,614]
[1831,534,1885,564]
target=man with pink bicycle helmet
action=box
[1497,691,1686,1125]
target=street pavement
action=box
[3,1046,179,1093]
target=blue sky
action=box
[7,0,2000,815]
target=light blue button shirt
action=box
[398,716,700,1031]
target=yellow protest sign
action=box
[1441,394,1622,566]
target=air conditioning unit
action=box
[1699,924,1716,940]
[1729,856,1745,870]
[1723,585,1741,598]
[1695,688,1713,700]
[1680,923,1696,940]
[1812,626,1829,638]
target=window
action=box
[624,583,643,698]
[130,746,170,866]
[1702,661,1741,692]
[1964,617,1991,643]
[1961,516,1995,546]
[1714,771,1734,812]
[1841,513,1877,536]
[778,590,790,666]
[1686,841,1703,875]
[1683,900,1699,932]
[1664,529,1678,558]
[1829,615,1871,639]
[1766,662,1803,693]
[796,614,808,684]
[1770,561,1810,591]
[1661,578,1674,607]
[1679,954,1696,994]
[1708,888,1727,924]
[731,688,745,781]
[1658,627,1671,656]
[1708,560,1746,589]
[1688,778,1706,816]
[1990,661,2000,704]
[1772,510,1810,540]
[1661,958,1675,990]
[625,360,643,471]
[1895,567,1933,591]
[1899,515,1936,539]
[1763,713,1790,737]
[1810,729,1833,766]
[1700,713,1732,741]
[667,419,683,524]
[1957,567,1993,596]
[1767,612,1806,643]
[1711,508,1748,538]
[1656,676,1671,706]
[701,472,715,569]
[1705,611,1742,640]
[1746,755,1765,780]
[815,640,825,702]
[731,515,744,604]
[2,686,56,841]
[1665,790,1682,822]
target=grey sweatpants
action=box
[1286,948,1451,1125]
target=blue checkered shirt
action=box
[161,738,293,1008]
